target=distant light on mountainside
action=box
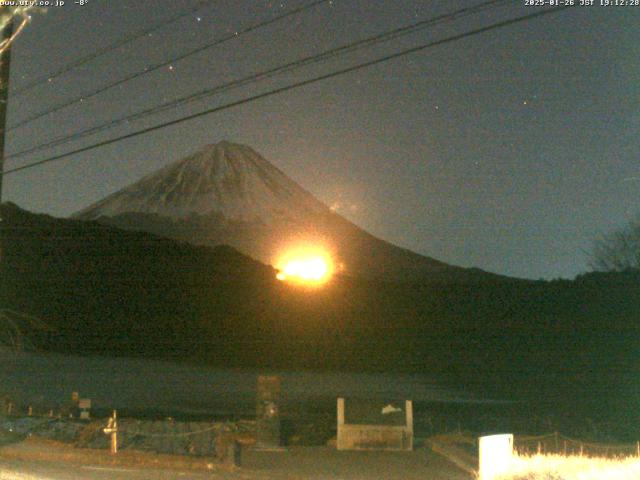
[275,246,334,285]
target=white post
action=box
[336,398,345,450]
[405,400,414,451]
[478,434,514,480]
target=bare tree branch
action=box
[0,309,51,353]
[589,216,640,272]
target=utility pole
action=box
[0,18,14,204]
[0,18,13,266]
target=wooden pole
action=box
[110,410,118,454]
[103,410,118,454]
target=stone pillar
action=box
[256,375,281,449]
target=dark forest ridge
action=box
[2,202,638,392]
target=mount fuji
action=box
[73,141,494,281]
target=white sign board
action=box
[479,434,513,480]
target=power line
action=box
[8,0,330,131]
[3,5,572,177]
[6,0,510,161]
[13,1,213,96]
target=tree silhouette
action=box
[590,217,640,272]
[0,308,50,353]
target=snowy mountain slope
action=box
[73,141,497,281]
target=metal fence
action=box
[514,432,639,458]
[0,414,255,457]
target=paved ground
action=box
[0,459,218,479]
[0,438,472,479]
[242,447,473,479]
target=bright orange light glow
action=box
[275,247,334,285]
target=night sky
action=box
[3,0,639,280]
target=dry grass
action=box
[0,469,51,480]
[497,453,640,479]
[0,437,222,472]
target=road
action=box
[1,446,472,480]
[0,459,223,479]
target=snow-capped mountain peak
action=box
[74,141,328,224]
